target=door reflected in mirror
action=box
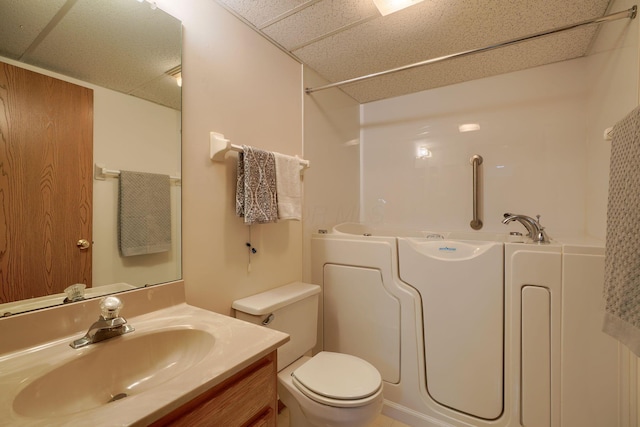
[0,0,182,315]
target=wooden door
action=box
[0,61,93,304]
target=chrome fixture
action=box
[63,283,86,303]
[70,296,134,349]
[470,155,483,230]
[305,6,637,94]
[502,213,550,244]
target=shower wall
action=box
[361,59,588,237]
[360,0,638,240]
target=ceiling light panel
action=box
[373,0,424,16]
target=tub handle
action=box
[470,155,483,230]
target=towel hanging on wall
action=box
[274,152,303,220]
[602,104,640,356]
[236,145,278,224]
[118,171,172,256]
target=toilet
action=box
[232,282,383,427]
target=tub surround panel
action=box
[356,0,638,241]
[361,59,588,237]
[506,246,562,427]
[561,247,623,427]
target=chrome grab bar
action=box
[470,155,483,230]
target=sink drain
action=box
[108,393,128,403]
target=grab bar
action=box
[470,155,483,230]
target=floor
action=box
[277,407,411,427]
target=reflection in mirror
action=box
[0,0,182,316]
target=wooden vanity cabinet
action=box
[151,351,277,427]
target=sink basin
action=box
[0,296,289,427]
[13,328,214,418]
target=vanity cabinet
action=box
[151,351,277,427]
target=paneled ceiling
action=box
[0,0,181,110]
[216,0,620,103]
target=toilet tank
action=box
[232,282,321,371]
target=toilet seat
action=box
[291,352,382,408]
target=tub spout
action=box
[502,213,550,244]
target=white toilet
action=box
[232,282,383,427]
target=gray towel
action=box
[603,105,640,356]
[119,171,171,256]
[235,145,278,224]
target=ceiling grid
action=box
[216,0,616,103]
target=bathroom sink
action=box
[13,328,214,419]
[0,296,289,427]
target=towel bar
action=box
[209,131,310,168]
[94,164,181,185]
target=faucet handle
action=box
[100,296,123,319]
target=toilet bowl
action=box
[278,353,383,427]
[232,282,384,427]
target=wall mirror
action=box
[0,0,182,316]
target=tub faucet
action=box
[502,213,550,244]
[70,296,134,349]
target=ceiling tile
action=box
[0,0,67,59]
[217,0,313,27]
[23,0,181,100]
[338,27,597,103]
[218,0,616,102]
[262,0,378,50]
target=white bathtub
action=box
[311,223,620,427]
[331,222,527,243]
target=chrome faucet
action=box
[502,213,550,244]
[70,296,134,349]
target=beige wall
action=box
[92,89,182,288]
[301,66,361,283]
[158,0,303,315]
[301,67,361,353]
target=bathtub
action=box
[311,223,621,427]
[331,221,526,242]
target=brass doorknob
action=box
[77,239,91,250]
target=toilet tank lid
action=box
[232,282,321,315]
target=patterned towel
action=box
[119,171,171,256]
[603,105,640,356]
[236,145,278,224]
